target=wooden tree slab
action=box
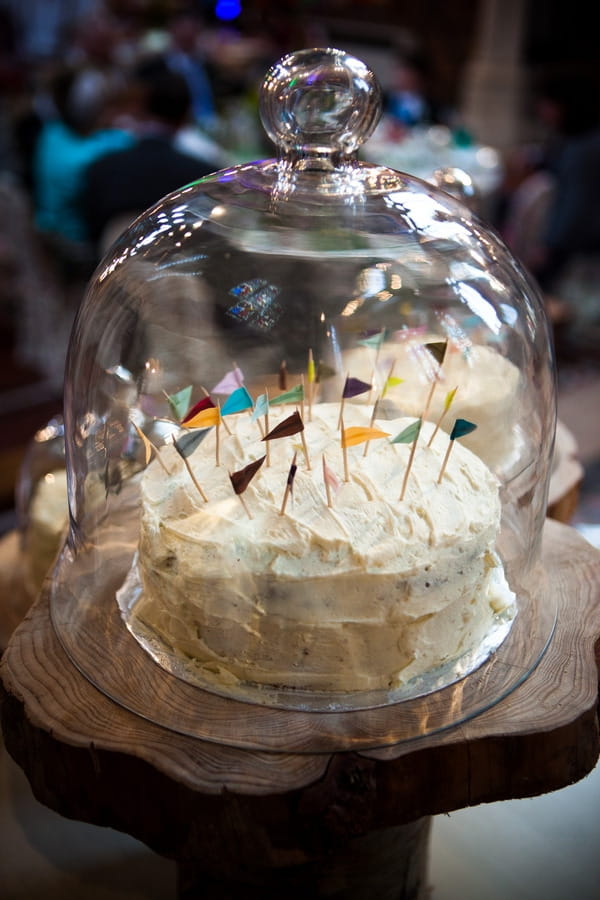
[1,518,599,898]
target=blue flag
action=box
[221,385,253,416]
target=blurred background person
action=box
[383,47,442,137]
[164,10,217,132]
[83,59,220,256]
[31,61,133,277]
[500,69,600,361]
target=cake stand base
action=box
[1,519,599,900]
[177,818,430,899]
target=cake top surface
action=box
[141,402,500,579]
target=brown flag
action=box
[262,410,304,441]
[229,455,266,495]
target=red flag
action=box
[182,395,215,424]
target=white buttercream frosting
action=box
[134,401,515,692]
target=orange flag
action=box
[183,406,221,429]
[341,425,389,448]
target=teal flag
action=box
[390,419,422,444]
[269,383,304,406]
[221,385,253,416]
[450,418,477,440]
[358,329,387,349]
[167,385,192,420]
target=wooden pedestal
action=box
[1,519,599,899]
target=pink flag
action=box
[322,455,340,493]
[212,366,244,394]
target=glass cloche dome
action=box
[50,49,557,737]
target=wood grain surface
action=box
[0,518,598,897]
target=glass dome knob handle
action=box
[259,48,382,158]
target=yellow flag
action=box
[444,386,458,411]
[382,375,404,398]
[307,349,316,384]
[342,426,389,448]
[183,406,220,428]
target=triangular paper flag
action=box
[382,375,404,398]
[279,360,288,391]
[133,423,153,465]
[342,376,372,399]
[167,385,192,420]
[182,395,215,424]
[316,361,336,382]
[262,411,304,441]
[358,329,386,349]
[269,384,304,406]
[221,385,253,416]
[183,406,220,429]
[212,367,244,394]
[174,428,211,458]
[391,419,422,444]
[322,456,340,493]
[307,350,315,384]
[450,418,477,440]
[229,455,265,494]
[341,426,390,448]
[251,393,269,421]
[444,387,458,412]
[425,341,448,367]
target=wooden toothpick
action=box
[237,492,253,519]
[307,347,315,421]
[279,451,297,516]
[215,400,221,467]
[296,405,311,469]
[363,395,380,457]
[428,386,458,447]
[399,437,419,501]
[337,371,349,430]
[322,454,333,508]
[341,416,349,482]
[203,383,231,435]
[264,387,270,466]
[437,439,454,484]
[182,455,208,502]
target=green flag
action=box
[167,385,193,420]
[269,383,304,406]
[390,419,422,444]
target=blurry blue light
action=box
[215,0,241,21]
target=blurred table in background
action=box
[363,123,503,217]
